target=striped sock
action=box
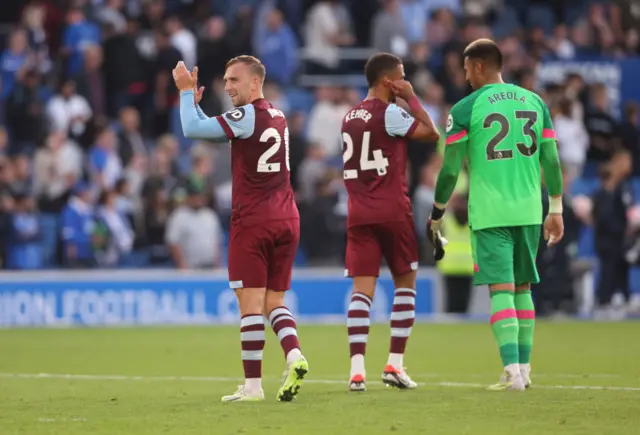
[347,292,372,377]
[268,306,302,364]
[515,290,535,364]
[489,291,519,367]
[240,314,265,388]
[388,288,416,369]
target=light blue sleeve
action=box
[384,103,417,137]
[179,91,228,141]
[195,104,207,120]
[218,104,256,139]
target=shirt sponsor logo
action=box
[225,108,246,121]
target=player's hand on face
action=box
[387,79,415,101]
[427,218,448,261]
[172,61,196,92]
[191,66,205,104]
[544,213,564,247]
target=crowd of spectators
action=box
[0,0,638,286]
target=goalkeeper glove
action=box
[426,206,448,262]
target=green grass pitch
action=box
[1,322,639,434]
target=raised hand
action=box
[386,79,416,101]
[191,66,205,104]
[172,61,196,92]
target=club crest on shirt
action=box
[446,114,453,132]
[225,107,246,121]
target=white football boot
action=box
[487,365,526,392]
[349,374,367,392]
[520,363,532,388]
[382,365,418,389]
[221,385,265,402]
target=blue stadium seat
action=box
[40,214,59,268]
[39,86,54,103]
[631,178,640,201]
[211,0,259,22]
[581,161,599,178]
[564,3,588,27]
[428,47,444,71]
[577,226,595,259]
[629,267,640,294]
[285,88,315,113]
[294,247,307,267]
[492,5,521,38]
[504,0,528,21]
[119,250,150,268]
[570,177,599,197]
[526,4,556,35]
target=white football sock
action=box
[350,354,365,378]
[387,353,403,369]
[245,378,262,392]
[504,363,521,378]
[286,348,303,365]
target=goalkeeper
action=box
[428,39,564,392]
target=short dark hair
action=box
[463,39,502,69]
[364,53,402,88]
[153,25,171,40]
[115,178,129,193]
[558,98,573,117]
[98,190,112,206]
[225,55,266,84]
[566,73,583,82]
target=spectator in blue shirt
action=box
[400,0,428,43]
[255,8,299,85]
[62,8,101,76]
[60,182,95,268]
[94,189,134,267]
[4,190,43,270]
[89,126,123,191]
[0,28,30,100]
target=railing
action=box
[297,47,377,87]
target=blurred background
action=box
[1,0,640,325]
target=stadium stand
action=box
[0,0,639,315]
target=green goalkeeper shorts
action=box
[470,225,541,286]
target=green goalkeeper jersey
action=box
[436,83,562,231]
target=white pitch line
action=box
[38,418,86,423]
[1,372,639,392]
[412,373,623,379]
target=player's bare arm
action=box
[388,79,440,141]
[173,61,228,141]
